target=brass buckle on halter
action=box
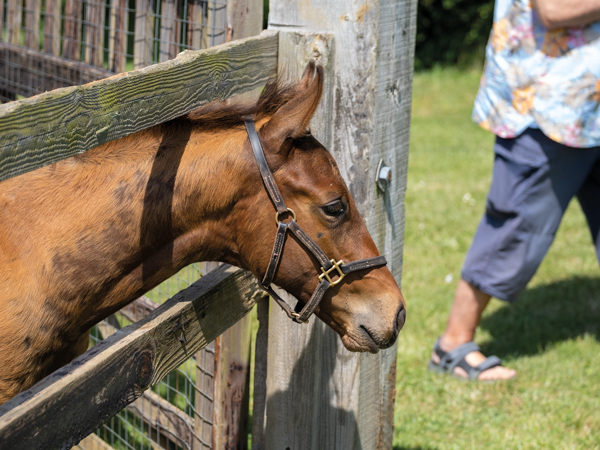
[319,259,346,286]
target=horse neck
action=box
[12,121,256,326]
[112,121,255,291]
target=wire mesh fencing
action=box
[88,262,222,450]
[0,0,228,102]
[1,2,249,447]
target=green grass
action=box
[393,68,600,449]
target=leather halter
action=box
[244,118,387,324]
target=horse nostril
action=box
[395,306,406,333]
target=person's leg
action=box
[433,279,516,380]
[433,129,600,380]
[576,155,600,263]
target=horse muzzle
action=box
[338,300,406,353]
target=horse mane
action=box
[182,76,298,131]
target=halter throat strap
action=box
[244,118,387,324]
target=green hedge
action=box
[415,0,495,70]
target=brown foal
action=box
[0,62,405,404]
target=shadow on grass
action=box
[479,276,600,358]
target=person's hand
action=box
[534,0,600,29]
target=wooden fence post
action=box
[263,0,417,448]
[24,0,41,50]
[85,0,106,67]
[43,0,61,56]
[134,0,154,69]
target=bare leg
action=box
[432,278,516,380]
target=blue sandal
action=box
[428,338,503,380]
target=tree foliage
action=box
[415,0,495,70]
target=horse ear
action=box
[260,61,324,152]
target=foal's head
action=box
[195,62,405,352]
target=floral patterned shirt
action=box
[473,0,600,147]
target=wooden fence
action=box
[0,0,262,102]
[0,0,417,446]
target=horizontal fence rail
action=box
[0,29,278,182]
[0,265,263,450]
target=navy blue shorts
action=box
[462,128,600,302]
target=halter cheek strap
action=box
[244,118,387,324]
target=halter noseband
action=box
[244,118,387,324]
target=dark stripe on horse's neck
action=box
[140,126,191,282]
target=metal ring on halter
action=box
[291,312,309,323]
[275,208,297,225]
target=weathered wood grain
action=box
[134,0,154,69]
[62,0,83,60]
[0,0,4,43]
[0,29,278,182]
[111,0,128,72]
[74,432,114,450]
[187,0,204,50]
[84,0,106,67]
[126,389,194,448]
[213,314,252,450]
[250,296,269,450]
[117,295,158,323]
[43,0,62,55]
[107,0,118,68]
[0,265,261,450]
[202,0,227,48]
[6,0,22,45]
[24,0,41,50]
[194,341,215,450]
[159,0,178,62]
[265,0,416,445]
[226,0,263,43]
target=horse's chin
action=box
[340,331,380,354]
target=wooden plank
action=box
[24,0,41,50]
[62,0,83,60]
[133,0,154,69]
[264,32,356,450]
[107,0,117,69]
[0,0,4,43]
[193,341,215,450]
[212,315,252,450]
[0,265,261,450]
[84,0,106,67]
[265,0,416,444]
[250,296,269,450]
[74,432,114,450]
[202,0,227,48]
[192,261,217,450]
[117,295,158,323]
[0,41,114,98]
[226,0,263,43]
[126,389,194,448]
[0,29,278,182]
[43,0,62,56]
[110,0,127,72]
[159,0,178,62]
[6,0,22,45]
[187,0,204,50]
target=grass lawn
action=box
[393,68,600,449]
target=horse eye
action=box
[322,200,346,217]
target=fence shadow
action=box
[479,275,600,359]
[266,322,362,449]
